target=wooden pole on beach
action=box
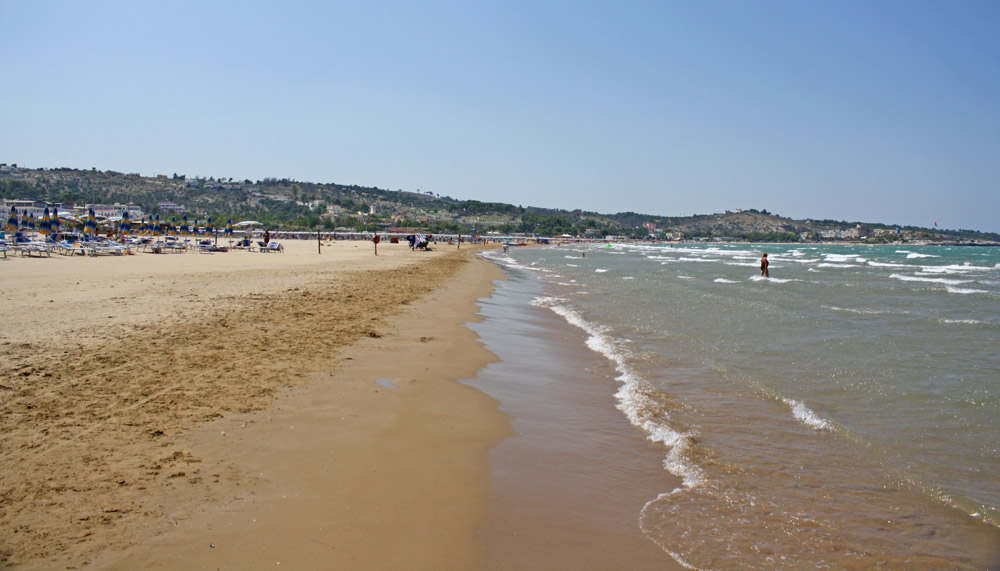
[317,225,322,254]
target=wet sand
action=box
[465,261,684,570]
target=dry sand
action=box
[0,239,509,568]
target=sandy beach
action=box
[0,239,510,568]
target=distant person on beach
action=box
[760,252,769,278]
[263,229,270,245]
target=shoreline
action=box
[1,241,510,568]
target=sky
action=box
[2,1,998,232]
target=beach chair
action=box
[259,241,283,253]
[231,238,255,251]
[13,235,52,258]
[56,239,87,256]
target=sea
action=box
[472,242,1000,570]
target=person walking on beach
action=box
[263,229,270,246]
[760,252,769,278]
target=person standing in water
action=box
[760,252,769,278]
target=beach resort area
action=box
[0,238,557,569]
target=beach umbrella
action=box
[23,213,35,232]
[50,207,60,236]
[224,218,233,237]
[85,208,98,234]
[152,214,162,236]
[205,217,213,236]
[6,206,18,232]
[119,210,131,236]
[38,207,52,237]
[180,214,189,235]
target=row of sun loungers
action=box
[1,236,283,258]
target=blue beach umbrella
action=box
[50,207,60,236]
[119,211,131,236]
[205,217,213,236]
[6,206,18,233]
[152,214,163,236]
[23,214,35,232]
[180,214,190,236]
[38,208,52,237]
[224,218,233,237]
[85,208,98,234]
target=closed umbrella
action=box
[38,207,52,237]
[50,207,60,236]
[85,208,98,234]
[6,206,19,233]
[119,210,131,236]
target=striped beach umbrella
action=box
[205,217,213,236]
[23,213,35,232]
[6,206,18,232]
[50,207,60,235]
[119,210,131,236]
[180,214,189,235]
[85,208,98,234]
[38,208,52,237]
[224,218,233,237]
[152,214,162,236]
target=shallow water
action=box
[479,243,1000,569]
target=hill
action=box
[1,164,997,244]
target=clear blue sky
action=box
[2,1,998,232]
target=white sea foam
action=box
[824,305,898,316]
[899,251,939,259]
[942,318,985,325]
[750,276,800,283]
[782,398,833,430]
[890,273,971,286]
[536,298,705,488]
[918,263,988,275]
[678,257,716,263]
[867,261,910,268]
[714,278,739,284]
[946,286,989,295]
[595,268,609,273]
[816,263,858,268]
[565,263,578,267]
[822,253,857,262]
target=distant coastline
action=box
[3,163,997,244]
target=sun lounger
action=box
[12,237,52,258]
[230,238,255,251]
[259,241,283,253]
[56,240,88,256]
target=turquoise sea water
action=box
[481,243,1000,569]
